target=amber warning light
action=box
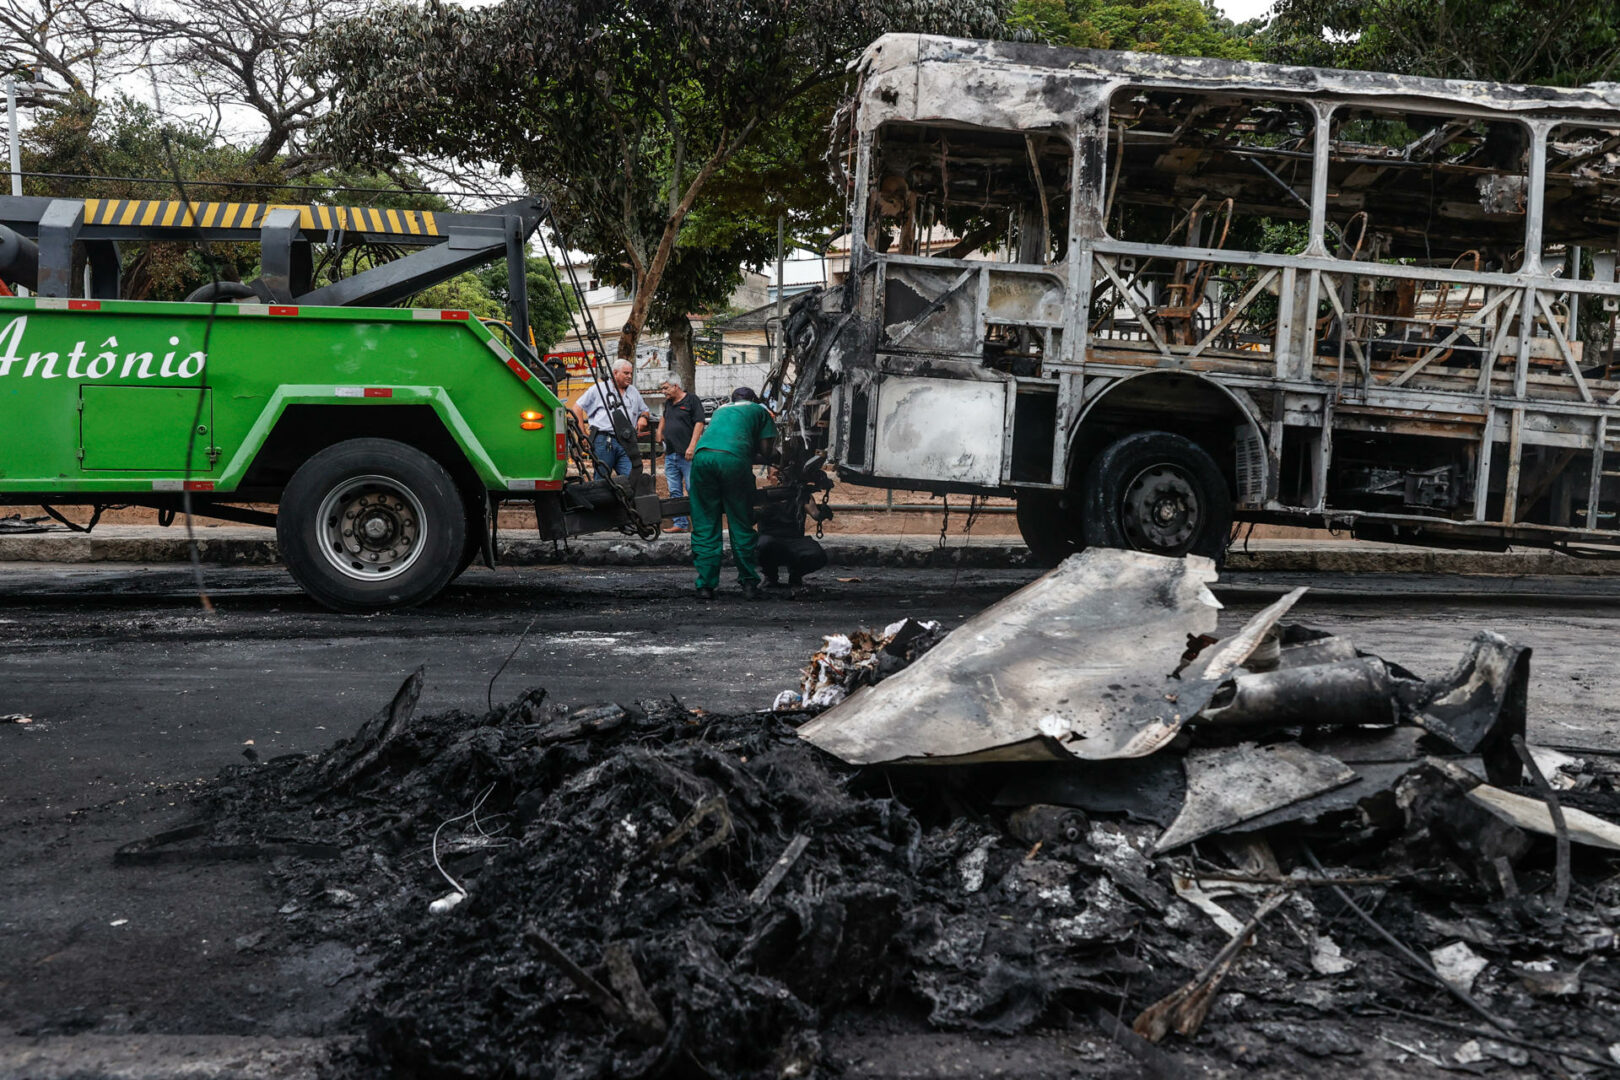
[520,410,546,430]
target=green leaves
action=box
[308,0,1005,359]
[1005,0,1259,58]
[477,255,577,353]
[1265,0,1620,86]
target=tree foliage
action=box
[2,0,361,170]
[19,95,484,303]
[476,256,576,355]
[309,0,1001,383]
[1265,0,1620,85]
[1005,0,1258,58]
[21,97,277,298]
[6,0,515,311]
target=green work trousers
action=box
[690,450,759,590]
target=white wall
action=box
[635,361,770,403]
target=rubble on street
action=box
[129,550,1620,1078]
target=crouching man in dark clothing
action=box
[758,533,828,590]
[756,468,832,591]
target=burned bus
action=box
[775,34,1620,562]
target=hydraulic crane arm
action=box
[0,195,546,335]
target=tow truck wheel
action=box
[452,495,490,580]
[1015,491,1084,567]
[1081,431,1231,561]
[279,438,466,612]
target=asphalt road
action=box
[3,562,1620,800]
[2,559,1618,1070]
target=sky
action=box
[1216,0,1277,21]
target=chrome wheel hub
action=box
[316,475,427,582]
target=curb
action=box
[2,527,1619,575]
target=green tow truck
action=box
[0,194,664,611]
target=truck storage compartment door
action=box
[871,375,1006,486]
[80,386,213,471]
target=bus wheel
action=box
[279,438,466,612]
[1015,490,1083,567]
[1081,431,1231,561]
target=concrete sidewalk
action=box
[2,523,1619,575]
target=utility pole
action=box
[5,77,20,197]
[6,76,27,296]
[774,213,785,371]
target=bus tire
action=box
[1015,490,1083,567]
[279,438,466,612]
[1081,431,1231,561]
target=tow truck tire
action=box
[279,438,466,612]
[452,493,493,580]
[1015,491,1084,567]
[1081,431,1231,561]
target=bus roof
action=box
[855,34,1620,132]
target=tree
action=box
[477,255,576,355]
[4,0,392,179]
[21,95,278,298]
[1,0,142,113]
[412,272,502,321]
[119,0,365,170]
[1005,0,1259,58]
[1265,0,1620,85]
[310,0,1001,390]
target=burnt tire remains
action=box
[1081,430,1231,560]
[279,437,466,612]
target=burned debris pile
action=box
[153,549,1620,1077]
[184,676,1093,1078]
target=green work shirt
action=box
[695,401,777,460]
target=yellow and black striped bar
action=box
[79,199,442,237]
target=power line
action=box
[12,169,516,202]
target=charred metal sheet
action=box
[1415,631,1530,786]
[1271,632,1359,670]
[1223,728,1462,832]
[857,35,1620,133]
[989,755,1187,826]
[1307,725,1430,764]
[799,551,1302,766]
[1153,743,1358,853]
[986,271,1065,324]
[881,264,979,353]
[870,376,1007,486]
[1228,760,1422,834]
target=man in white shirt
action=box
[570,360,651,479]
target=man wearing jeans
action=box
[570,360,650,478]
[655,378,706,532]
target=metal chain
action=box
[963,495,984,535]
[814,485,831,541]
[535,212,657,539]
[937,494,950,549]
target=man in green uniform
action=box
[690,386,778,599]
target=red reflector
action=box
[536,480,563,491]
[441,310,470,320]
[269,305,298,316]
[363,387,393,398]
[555,433,566,458]
[183,480,215,492]
[68,299,100,311]
[505,357,531,381]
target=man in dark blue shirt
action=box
[656,378,706,532]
